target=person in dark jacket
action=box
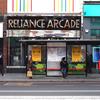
[60,57,68,78]
[0,54,4,76]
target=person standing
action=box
[27,55,32,77]
[0,54,4,76]
[60,57,68,78]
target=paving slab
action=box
[0,73,100,82]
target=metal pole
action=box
[20,38,23,65]
[85,45,88,77]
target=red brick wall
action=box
[0,0,7,16]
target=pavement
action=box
[1,73,100,82]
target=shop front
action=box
[6,38,88,76]
[20,39,100,77]
[19,39,93,77]
[6,15,100,77]
[5,15,82,76]
[5,36,100,76]
[83,1,100,73]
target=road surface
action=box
[0,81,100,96]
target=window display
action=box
[93,47,100,63]
[67,45,86,74]
[32,47,41,62]
[28,45,46,75]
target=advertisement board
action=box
[7,16,81,38]
[7,0,83,13]
[93,47,100,63]
[72,47,82,62]
[7,16,81,30]
[32,47,41,62]
[47,47,66,61]
[84,5,100,16]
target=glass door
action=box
[47,43,66,76]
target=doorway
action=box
[47,42,66,76]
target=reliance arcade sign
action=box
[7,16,81,30]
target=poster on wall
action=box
[47,47,66,61]
[32,47,41,62]
[72,47,82,62]
[93,47,100,63]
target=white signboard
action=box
[0,23,3,38]
[47,47,66,61]
[7,0,83,13]
[47,43,66,61]
[7,30,80,38]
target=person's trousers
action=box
[0,70,4,76]
[0,66,4,76]
[61,69,68,78]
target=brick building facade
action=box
[0,0,7,16]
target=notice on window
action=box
[72,47,82,62]
[47,47,66,61]
[93,47,100,63]
[32,47,41,62]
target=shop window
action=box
[10,48,21,66]
[28,45,46,75]
[92,46,100,73]
[91,29,100,38]
[9,37,21,66]
[91,18,100,23]
[91,18,100,26]
[67,45,86,75]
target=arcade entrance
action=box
[20,39,100,77]
[25,41,87,77]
